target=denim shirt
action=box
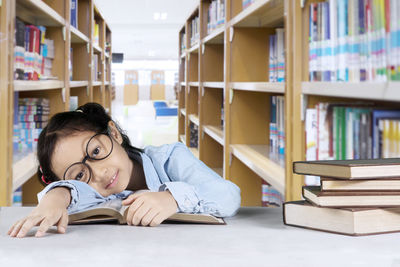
[37,142,241,217]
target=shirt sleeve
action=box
[37,180,110,214]
[159,143,241,217]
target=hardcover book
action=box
[68,198,226,225]
[293,158,400,179]
[303,186,400,208]
[321,177,400,191]
[283,200,400,236]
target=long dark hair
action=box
[37,102,143,185]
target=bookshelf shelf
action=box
[229,0,284,28]
[14,80,64,91]
[180,82,186,86]
[181,108,186,116]
[302,82,387,101]
[70,26,90,43]
[189,147,199,159]
[93,44,102,54]
[70,81,89,88]
[92,81,102,87]
[16,0,65,27]
[181,51,186,59]
[105,52,110,58]
[180,135,186,144]
[188,82,199,87]
[203,125,224,146]
[231,82,285,93]
[203,82,224,89]
[188,43,200,54]
[189,114,199,126]
[104,81,110,86]
[12,151,38,192]
[302,82,400,102]
[212,168,223,177]
[203,26,224,44]
[230,144,285,195]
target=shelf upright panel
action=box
[0,0,15,206]
[284,0,295,201]
[224,0,233,181]
[69,0,91,108]
[226,0,286,205]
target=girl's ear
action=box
[107,121,123,145]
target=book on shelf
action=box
[294,158,400,179]
[304,102,400,167]
[303,186,400,208]
[14,17,56,81]
[242,0,255,9]
[320,177,400,191]
[207,0,225,35]
[308,0,400,82]
[261,180,283,207]
[269,95,285,158]
[69,198,225,225]
[268,29,285,82]
[70,0,78,28]
[189,122,198,148]
[283,200,400,236]
[16,98,50,152]
[190,15,200,46]
[94,21,100,46]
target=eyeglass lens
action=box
[63,133,113,183]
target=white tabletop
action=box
[0,207,399,267]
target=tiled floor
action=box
[111,99,178,149]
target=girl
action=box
[8,103,241,238]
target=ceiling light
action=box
[161,12,167,20]
[153,12,160,20]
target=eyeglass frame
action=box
[62,131,114,184]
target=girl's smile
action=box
[106,170,119,189]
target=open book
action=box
[68,198,225,225]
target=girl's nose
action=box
[88,161,108,183]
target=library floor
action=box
[111,99,178,148]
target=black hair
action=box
[37,102,143,185]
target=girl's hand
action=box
[8,187,70,238]
[122,191,178,227]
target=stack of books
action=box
[284,158,400,236]
[14,17,56,81]
[16,98,50,152]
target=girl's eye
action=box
[92,147,101,157]
[75,172,84,181]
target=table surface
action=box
[1,206,400,267]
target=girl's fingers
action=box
[131,204,151,226]
[149,213,165,227]
[16,216,43,238]
[35,218,52,238]
[122,193,143,205]
[57,211,68,234]
[140,209,159,226]
[8,219,26,237]
[126,198,144,225]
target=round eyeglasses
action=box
[63,132,114,183]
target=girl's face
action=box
[51,122,133,197]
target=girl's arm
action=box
[160,143,241,217]
[8,187,70,238]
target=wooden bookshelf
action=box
[0,0,112,206]
[14,81,65,91]
[179,0,290,206]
